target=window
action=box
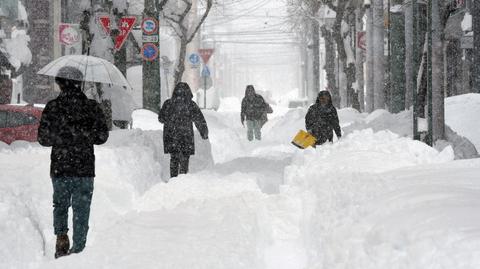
[0,111,6,128]
[6,111,38,127]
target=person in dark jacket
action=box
[38,66,109,258]
[305,91,341,146]
[159,82,209,178]
[241,85,272,141]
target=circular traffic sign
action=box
[142,17,158,35]
[142,43,159,61]
[189,53,200,65]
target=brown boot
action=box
[55,234,70,259]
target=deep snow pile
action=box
[0,129,213,268]
[445,93,480,150]
[282,130,480,268]
[1,97,480,269]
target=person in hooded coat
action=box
[38,66,109,258]
[305,91,342,145]
[241,85,272,141]
[159,82,209,178]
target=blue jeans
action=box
[52,177,94,253]
[246,120,261,141]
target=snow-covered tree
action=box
[161,0,214,85]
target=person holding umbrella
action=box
[38,66,109,258]
[158,82,209,178]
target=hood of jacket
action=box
[245,85,256,98]
[315,90,333,106]
[172,82,193,100]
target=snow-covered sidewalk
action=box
[1,95,480,269]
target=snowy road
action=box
[2,96,480,269]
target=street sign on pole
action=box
[59,23,82,55]
[59,23,81,46]
[201,66,211,77]
[99,15,111,35]
[114,16,136,51]
[142,35,159,43]
[189,53,201,68]
[142,4,161,113]
[201,65,212,109]
[198,49,214,64]
[142,17,158,35]
[142,43,159,61]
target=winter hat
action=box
[56,66,84,82]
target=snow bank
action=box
[131,109,163,130]
[445,93,480,151]
[286,129,453,180]
[0,128,213,267]
[282,129,480,268]
[344,104,478,159]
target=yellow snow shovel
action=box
[292,130,317,149]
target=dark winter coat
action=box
[241,87,271,123]
[38,89,109,178]
[305,91,341,145]
[158,83,208,156]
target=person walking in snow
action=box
[159,82,209,178]
[240,85,273,141]
[305,91,342,146]
[38,66,109,258]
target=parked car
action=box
[0,104,43,144]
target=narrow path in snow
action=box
[204,119,307,269]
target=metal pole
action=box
[474,0,480,93]
[412,0,419,140]
[426,0,433,146]
[387,0,391,111]
[204,73,207,109]
[142,0,161,113]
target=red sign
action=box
[114,16,137,51]
[198,49,214,64]
[59,24,81,46]
[357,31,366,51]
[99,16,111,35]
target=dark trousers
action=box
[52,177,94,253]
[170,153,190,178]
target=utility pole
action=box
[430,0,445,143]
[426,0,433,146]
[355,7,365,112]
[142,0,161,113]
[373,0,385,110]
[312,19,320,94]
[365,6,374,112]
[412,0,420,140]
[474,0,480,93]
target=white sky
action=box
[203,0,302,99]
